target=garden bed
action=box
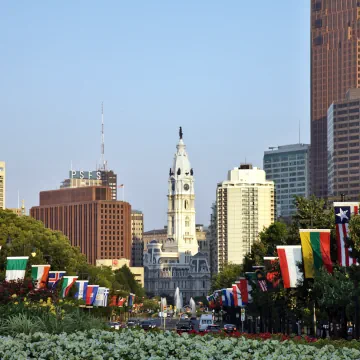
[0,329,359,359]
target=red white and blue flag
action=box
[334,202,359,266]
[85,285,99,305]
[232,284,241,307]
[235,279,250,306]
[74,280,88,301]
[47,271,66,289]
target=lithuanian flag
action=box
[299,229,333,278]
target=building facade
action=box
[208,203,217,276]
[61,170,117,200]
[144,129,211,302]
[263,144,310,218]
[131,210,144,267]
[328,88,360,200]
[0,161,5,209]
[311,0,360,198]
[215,164,275,273]
[30,186,131,265]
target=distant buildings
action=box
[208,203,217,277]
[215,164,275,272]
[60,169,118,200]
[131,210,144,267]
[263,144,310,218]
[0,161,5,209]
[30,186,131,265]
[143,129,210,302]
[328,88,360,201]
[311,1,360,198]
[8,200,26,216]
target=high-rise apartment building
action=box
[60,170,117,200]
[328,88,360,200]
[30,186,131,265]
[263,144,310,218]
[0,161,5,209]
[311,0,360,198]
[131,210,144,267]
[215,165,275,273]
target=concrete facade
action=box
[131,210,144,267]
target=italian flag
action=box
[300,229,333,278]
[5,257,29,281]
[31,265,51,289]
[60,276,78,298]
[277,246,303,288]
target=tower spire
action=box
[179,126,183,140]
[101,102,107,171]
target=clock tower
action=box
[166,127,198,259]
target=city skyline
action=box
[1,1,310,229]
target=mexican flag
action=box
[6,257,29,281]
[277,246,303,288]
[60,276,78,298]
[31,265,51,289]
[300,229,333,278]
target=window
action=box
[185,216,190,227]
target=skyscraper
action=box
[215,164,275,273]
[263,144,310,218]
[131,210,144,267]
[0,161,5,209]
[311,1,360,197]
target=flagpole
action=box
[123,185,125,202]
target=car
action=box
[223,324,237,333]
[180,314,189,319]
[108,322,121,330]
[206,324,222,334]
[127,319,140,328]
[176,319,193,333]
[199,314,213,332]
[140,320,157,330]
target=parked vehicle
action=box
[176,319,193,333]
[199,314,213,332]
[206,324,222,334]
[180,314,189,319]
[140,320,157,330]
[108,322,121,330]
[223,324,237,333]
[127,319,140,328]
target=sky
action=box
[0,1,310,231]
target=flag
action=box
[235,279,250,306]
[264,257,280,287]
[93,287,105,307]
[128,293,135,307]
[6,257,29,281]
[85,285,99,305]
[258,280,268,292]
[103,288,109,307]
[277,245,303,288]
[254,267,268,292]
[74,280,88,300]
[300,229,332,278]
[31,265,50,289]
[48,271,66,289]
[334,202,359,266]
[118,184,124,188]
[60,276,78,298]
[232,284,241,307]
[117,297,126,306]
[109,295,117,306]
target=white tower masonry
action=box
[166,127,198,258]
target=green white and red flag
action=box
[31,265,51,289]
[5,257,29,281]
[60,276,78,298]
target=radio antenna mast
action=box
[101,102,107,171]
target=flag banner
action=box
[85,285,99,305]
[74,280,89,300]
[225,288,234,307]
[264,257,280,287]
[117,297,126,307]
[235,279,250,306]
[48,271,66,289]
[109,295,117,307]
[334,202,359,266]
[93,287,105,307]
[128,293,135,308]
[6,257,29,281]
[232,284,241,307]
[60,276,78,298]
[300,229,332,278]
[277,245,303,288]
[103,288,109,307]
[31,265,50,289]
[254,267,268,292]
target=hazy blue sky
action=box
[1,1,310,231]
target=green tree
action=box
[211,263,242,291]
[114,265,145,297]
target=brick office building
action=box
[30,186,131,265]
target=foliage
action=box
[0,329,359,359]
[141,298,159,313]
[114,265,145,297]
[211,263,242,291]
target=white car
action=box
[199,314,214,332]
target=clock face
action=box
[184,184,190,191]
